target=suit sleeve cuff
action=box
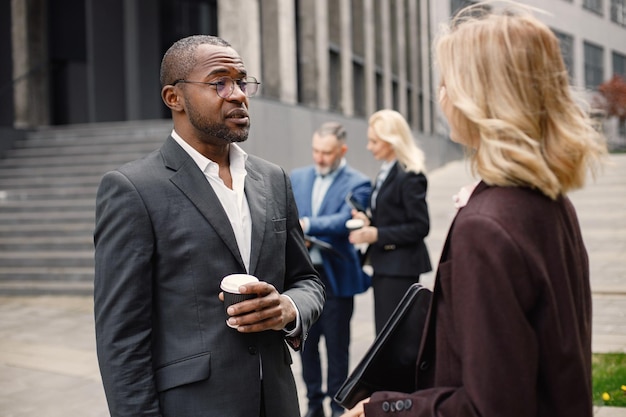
[282,295,302,336]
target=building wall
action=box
[242,97,462,179]
[430,0,626,138]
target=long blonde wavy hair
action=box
[369,109,426,174]
[434,1,606,199]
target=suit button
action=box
[383,244,396,250]
[419,360,429,371]
[395,400,405,411]
[248,346,258,355]
[382,401,390,411]
[404,399,413,409]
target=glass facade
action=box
[584,41,605,89]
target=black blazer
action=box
[94,136,325,417]
[368,162,432,277]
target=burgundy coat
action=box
[364,182,593,417]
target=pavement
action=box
[0,153,624,417]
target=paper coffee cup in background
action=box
[220,274,259,328]
[345,218,365,230]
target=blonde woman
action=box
[341,2,606,417]
[348,109,432,334]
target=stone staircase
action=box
[0,120,173,295]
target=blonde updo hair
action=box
[434,1,606,199]
[369,109,426,174]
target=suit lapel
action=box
[161,137,245,269]
[244,160,267,274]
[297,167,316,217]
[318,165,346,215]
[372,162,398,214]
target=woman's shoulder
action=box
[460,184,567,231]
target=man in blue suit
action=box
[290,122,372,417]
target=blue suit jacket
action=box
[290,164,372,297]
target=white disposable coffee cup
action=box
[220,274,259,328]
[345,218,365,230]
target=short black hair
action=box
[160,35,231,87]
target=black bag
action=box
[333,283,432,409]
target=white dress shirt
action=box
[171,130,252,272]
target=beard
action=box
[316,165,332,176]
[186,99,250,144]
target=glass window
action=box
[613,51,626,79]
[450,0,475,16]
[584,41,605,89]
[375,72,384,110]
[552,29,575,80]
[611,0,626,26]
[329,48,341,112]
[353,61,366,117]
[583,0,604,15]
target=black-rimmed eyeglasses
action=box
[172,76,260,98]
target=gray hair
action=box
[315,121,347,144]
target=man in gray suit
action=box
[94,35,325,417]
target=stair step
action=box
[0,151,152,168]
[0,199,94,212]
[0,121,170,295]
[0,279,93,296]
[0,164,121,178]
[0,175,102,188]
[0,211,93,225]
[8,141,160,156]
[26,119,172,141]
[0,251,93,267]
[0,266,93,278]
[0,235,92,251]
[0,222,93,235]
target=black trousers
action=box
[300,265,354,413]
[372,274,420,334]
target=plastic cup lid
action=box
[220,274,259,293]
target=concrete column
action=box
[298,1,317,107]
[316,1,330,110]
[340,0,354,116]
[379,0,392,109]
[396,0,407,116]
[363,0,376,116]
[421,0,432,133]
[408,0,421,129]
[11,0,49,128]
[218,0,262,87]
[277,0,298,104]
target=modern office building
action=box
[2,0,625,172]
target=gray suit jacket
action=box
[94,136,325,417]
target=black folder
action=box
[333,283,432,409]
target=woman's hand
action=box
[351,209,371,226]
[349,226,378,245]
[349,210,376,244]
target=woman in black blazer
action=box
[349,109,432,333]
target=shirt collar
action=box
[380,159,396,174]
[170,129,248,174]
